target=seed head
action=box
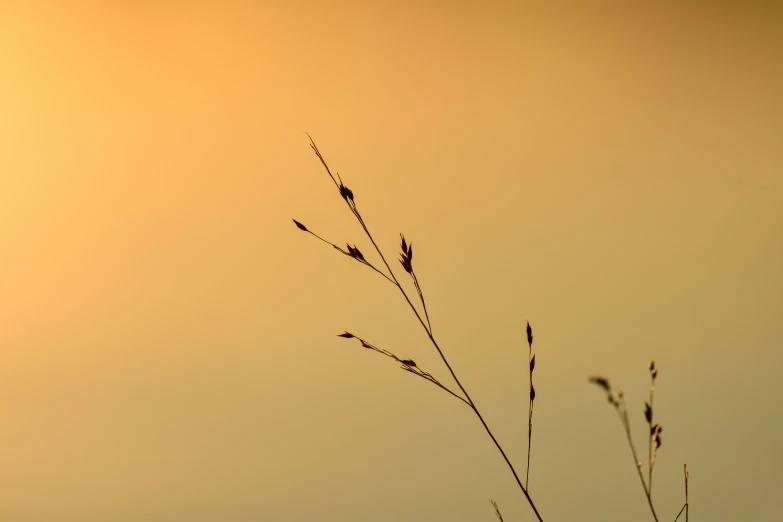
[399,234,414,273]
[292,219,308,232]
[346,244,365,261]
[339,184,354,201]
[588,376,611,393]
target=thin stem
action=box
[617,401,659,522]
[403,366,473,408]
[371,217,545,522]
[491,500,505,522]
[364,263,396,285]
[411,271,432,334]
[526,345,533,490]
[429,377,473,407]
[304,229,396,285]
[358,201,546,521]
[308,137,544,522]
[648,378,654,495]
[684,464,689,522]
[674,466,689,522]
[359,337,472,408]
[467,400,544,522]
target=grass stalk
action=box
[299,135,544,522]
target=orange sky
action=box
[1,3,782,522]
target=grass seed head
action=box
[292,219,308,231]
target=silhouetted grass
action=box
[589,364,689,522]
[293,136,689,521]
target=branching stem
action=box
[306,136,544,522]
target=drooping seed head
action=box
[588,376,611,393]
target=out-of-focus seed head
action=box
[588,376,611,393]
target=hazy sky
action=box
[1,2,782,522]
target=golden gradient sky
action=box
[1,2,782,521]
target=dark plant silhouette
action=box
[293,136,689,521]
[589,363,689,522]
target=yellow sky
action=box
[1,3,782,521]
